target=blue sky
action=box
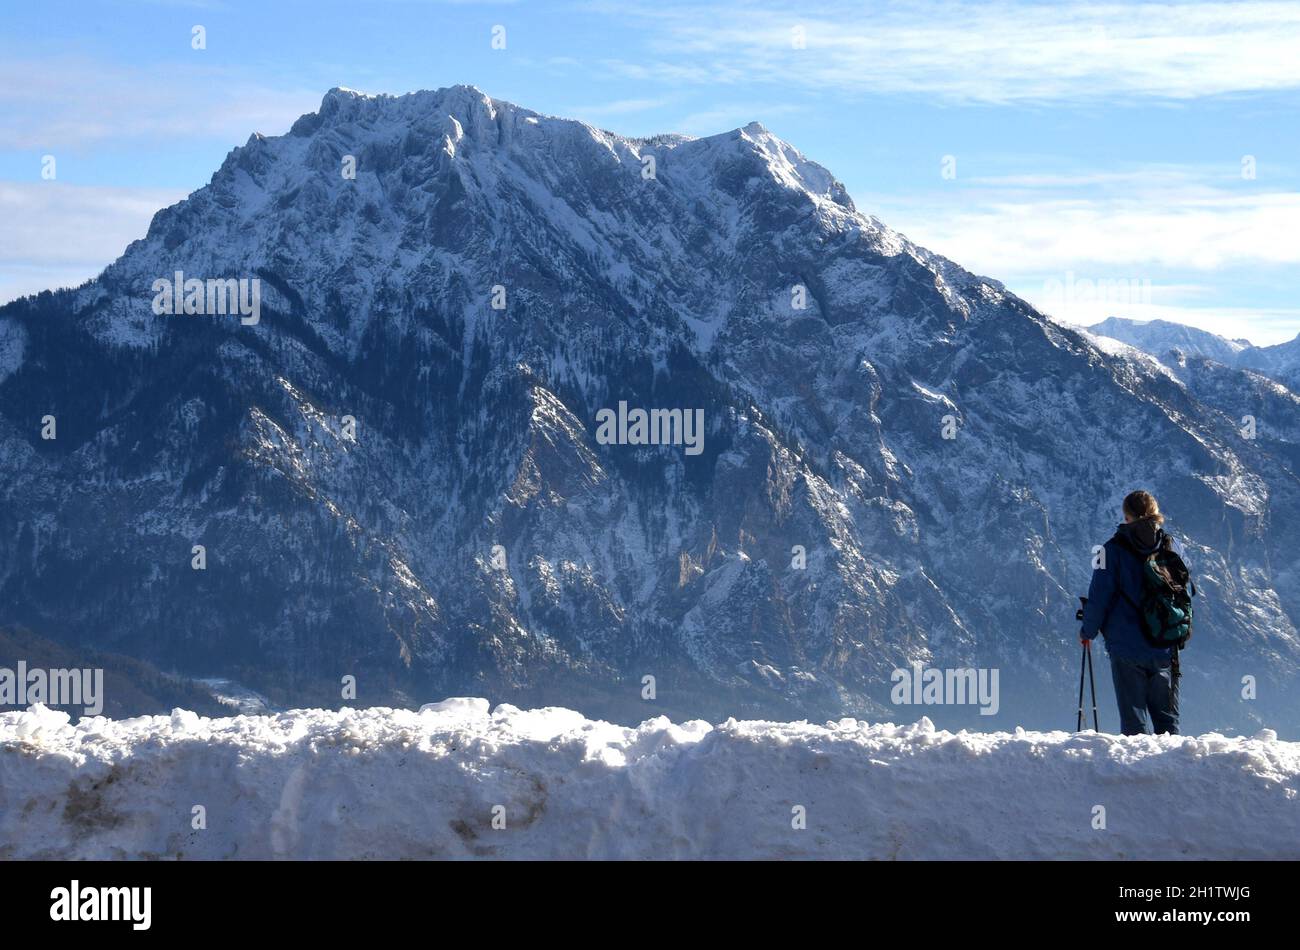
[3,0,1299,343]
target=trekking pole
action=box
[1076,641,1087,731]
[1086,640,1099,732]
[1074,597,1093,731]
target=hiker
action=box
[1079,490,1193,736]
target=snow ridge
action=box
[3,701,1297,860]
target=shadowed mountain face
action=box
[2,86,1298,732]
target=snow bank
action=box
[2,701,1297,860]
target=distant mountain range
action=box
[2,87,1298,733]
[1088,316,1300,391]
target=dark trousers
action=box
[1109,654,1179,735]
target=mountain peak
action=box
[325,85,378,100]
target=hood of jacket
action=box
[1115,516,1165,556]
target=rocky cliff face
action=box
[2,86,1297,731]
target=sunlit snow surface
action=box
[2,699,1296,860]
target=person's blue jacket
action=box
[1080,518,1175,664]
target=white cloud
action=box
[595,0,1300,101]
[0,182,186,303]
[872,189,1300,276]
[860,171,1300,344]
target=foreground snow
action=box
[2,700,1297,860]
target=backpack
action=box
[1124,536,1196,648]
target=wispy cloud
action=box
[0,55,320,149]
[590,0,1300,102]
[861,167,1300,343]
[877,190,1300,275]
[0,182,187,303]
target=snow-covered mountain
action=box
[1087,316,1251,366]
[1089,316,1300,391]
[3,86,1299,733]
